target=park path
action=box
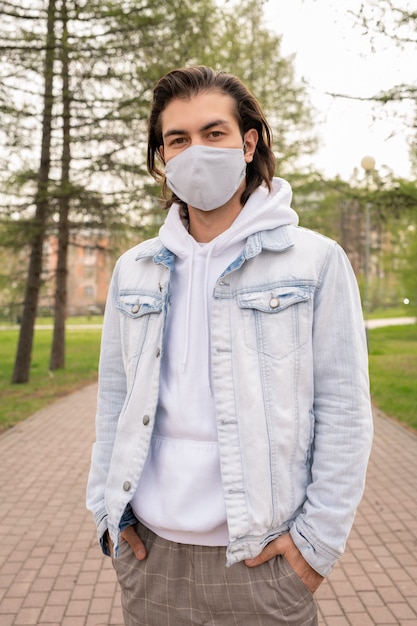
[0,383,416,625]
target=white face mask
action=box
[165,145,246,211]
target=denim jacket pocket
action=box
[116,290,163,361]
[236,285,312,360]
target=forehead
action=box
[160,91,239,134]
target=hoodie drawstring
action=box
[181,245,195,373]
[204,245,215,396]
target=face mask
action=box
[165,145,246,211]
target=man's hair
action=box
[147,65,276,208]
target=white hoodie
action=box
[131,178,298,545]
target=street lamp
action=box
[361,155,375,349]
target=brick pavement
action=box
[0,383,416,626]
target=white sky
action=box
[264,0,416,180]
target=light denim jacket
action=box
[86,224,373,577]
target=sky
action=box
[264,0,415,180]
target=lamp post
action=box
[360,155,375,349]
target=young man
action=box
[87,66,373,625]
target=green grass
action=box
[368,306,416,320]
[0,326,101,433]
[369,324,417,431]
[35,315,104,326]
[0,315,104,327]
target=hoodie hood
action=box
[159,177,298,260]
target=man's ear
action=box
[159,145,165,164]
[243,129,258,164]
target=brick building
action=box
[40,233,112,316]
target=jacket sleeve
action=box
[290,242,373,576]
[86,259,129,551]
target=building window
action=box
[84,285,94,299]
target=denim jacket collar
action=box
[244,225,295,259]
[135,239,174,270]
[134,225,295,266]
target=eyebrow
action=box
[162,119,231,140]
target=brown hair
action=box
[147,65,275,208]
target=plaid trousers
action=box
[112,521,318,626]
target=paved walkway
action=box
[0,384,416,626]
[366,317,416,330]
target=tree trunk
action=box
[50,0,70,371]
[12,0,56,384]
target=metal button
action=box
[123,481,131,491]
[269,297,280,309]
[143,415,150,425]
[131,304,140,313]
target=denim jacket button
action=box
[123,481,131,491]
[131,304,140,313]
[269,297,280,309]
[143,415,150,425]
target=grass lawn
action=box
[369,306,416,320]
[0,326,101,433]
[368,324,417,431]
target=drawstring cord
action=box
[204,245,215,396]
[181,244,195,373]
